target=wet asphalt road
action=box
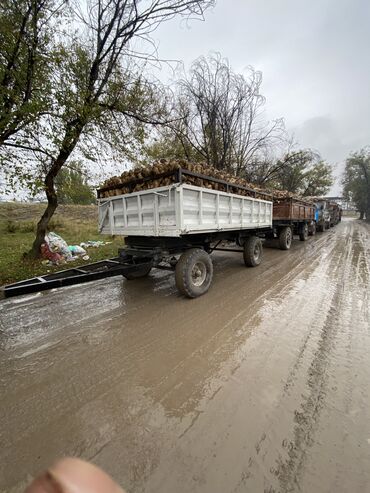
[0,218,369,493]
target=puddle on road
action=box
[1,220,370,493]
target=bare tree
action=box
[162,53,285,175]
[22,0,214,257]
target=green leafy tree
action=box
[302,161,333,196]
[0,0,62,145]
[271,151,309,192]
[343,148,370,220]
[272,150,333,196]
[0,0,214,254]
[55,161,95,205]
[23,0,214,257]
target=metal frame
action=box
[124,228,270,251]
[1,258,152,299]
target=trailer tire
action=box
[124,264,152,280]
[175,249,213,298]
[278,226,292,250]
[309,222,316,236]
[243,236,263,267]
[299,223,309,241]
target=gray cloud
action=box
[152,0,370,194]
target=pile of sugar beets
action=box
[98,159,309,203]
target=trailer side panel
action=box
[273,198,315,222]
[98,184,273,237]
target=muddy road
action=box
[0,218,369,493]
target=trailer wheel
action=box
[243,236,263,267]
[278,226,292,250]
[124,264,152,280]
[299,223,309,241]
[309,222,316,236]
[175,248,213,298]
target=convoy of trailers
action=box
[2,168,342,299]
[315,198,341,231]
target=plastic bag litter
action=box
[45,232,72,259]
[68,245,87,256]
[80,240,106,248]
[41,232,91,264]
[41,242,64,264]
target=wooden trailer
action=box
[271,197,316,250]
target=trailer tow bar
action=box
[1,258,153,299]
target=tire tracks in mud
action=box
[272,228,352,492]
[230,221,363,493]
[145,227,351,493]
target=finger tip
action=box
[26,458,124,493]
[24,470,63,493]
[51,458,124,493]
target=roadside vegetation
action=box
[0,0,215,257]
[343,148,370,221]
[0,202,122,285]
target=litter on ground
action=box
[41,233,110,265]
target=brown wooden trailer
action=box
[328,201,341,227]
[271,197,316,250]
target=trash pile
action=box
[41,232,109,265]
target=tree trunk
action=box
[359,211,365,220]
[27,120,85,257]
[28,174,58,258]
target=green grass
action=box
[0,202,123,286]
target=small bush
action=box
[6,220,18,233]
[20,221,36,233]
[48,218,66,230]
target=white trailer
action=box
[98,183,273,298]
[98,183,272,237]
[2,176,273,300]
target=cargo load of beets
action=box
[97,159,313,204]
[97,160,274,201]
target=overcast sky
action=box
[152,0,370,194]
